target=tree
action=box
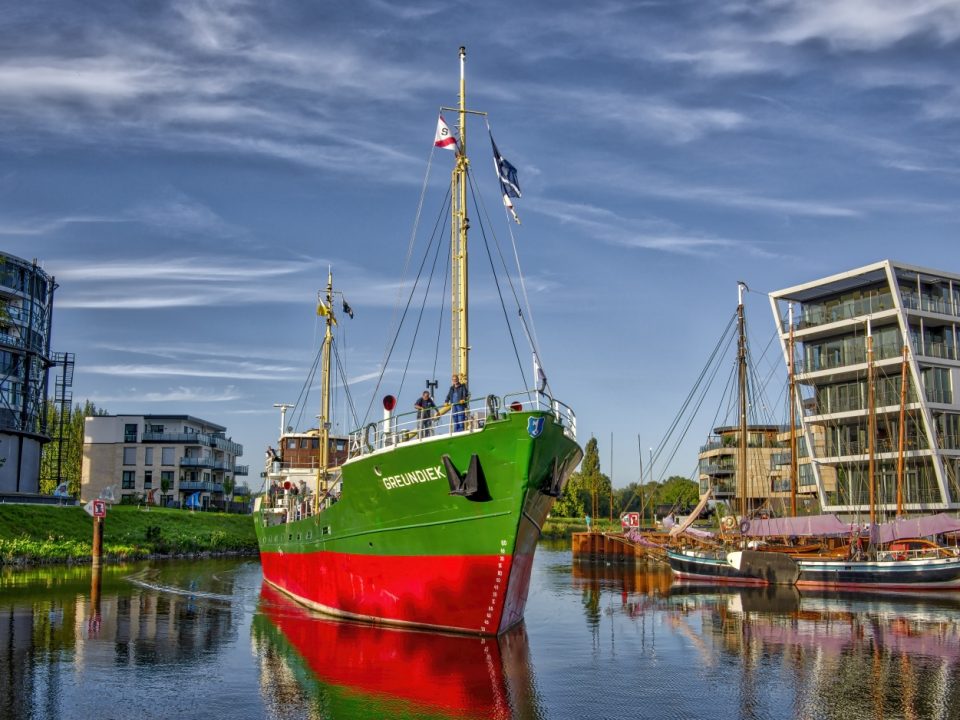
[553,437,611,519]
[223,476,236,511]
[652,475,700,510]
[160,473,172,501]
[39,399,108,496]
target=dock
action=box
[571,531,668,564]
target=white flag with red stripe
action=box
[434,114,458,151]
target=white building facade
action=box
[770,260,960,514]
[81,414,247,508]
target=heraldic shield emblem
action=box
[527,416,545,439]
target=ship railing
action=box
[347,388,577,458]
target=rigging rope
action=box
[467,173,527,387]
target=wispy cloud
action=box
[84,362,301,381]
[533,197,776,258]
[89,385,244,402]
[765,0,960,51]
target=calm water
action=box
[4,545,960,719]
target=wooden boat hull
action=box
[666,548,799,586]
[796,555,960,590]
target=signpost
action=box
[621,512,640,530]
[87,499,107,566]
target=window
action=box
[161,470,174,486]
[311,438,319,449]
[122,447,137,465]
[336,440,346,451]
[161,447,175,466]
[149,424,164,433]
[122,471,136,489]
[144,470,153,488]
[124,423,138,442]
[144,447,154,465]
[300,438,308,449]
[287,439,297,450]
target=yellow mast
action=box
[315,269,334,515]
[450,46,470,384]
[896,343,908,517]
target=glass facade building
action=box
[770,260,960,513]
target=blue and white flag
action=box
[490,134,522,223]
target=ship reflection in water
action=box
[252,584,543,719]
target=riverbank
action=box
[0,504,258,565]
[541,516,620,539]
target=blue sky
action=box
[3,0,960,487]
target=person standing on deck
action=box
[414,390,437,437]
[445,374,469,433]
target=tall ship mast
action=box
[255,48,583,635]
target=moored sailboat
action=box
[254,48,583,635]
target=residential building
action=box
[698,424,784,515]
[770,260,960,514]
[81,414,247,508]
[0,252,55,495]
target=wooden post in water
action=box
[92,515,103,567]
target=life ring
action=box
[485,394,500,420]
[364,423,377,452]
[721,516,736,531]
[739,520,750,535]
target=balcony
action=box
[178,481,224,493]
[141,431,243,456]
[234,465,249,476]
[180,456,215,468]
[700,462,735,476]
[144,432,210,445]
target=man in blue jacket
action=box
[445,374,469,433]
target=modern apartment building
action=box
[698,424,783,514]
[770,260,960,514]
[81,414,247,508]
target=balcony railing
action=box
[234,465,249,476]
[142,431,243,456]
[180,456,215,468]
[797,294,894,329]
[178,481,224,493]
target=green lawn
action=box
[0,504,258,564]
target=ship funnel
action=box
[383,395,397,438]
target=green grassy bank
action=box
[0,504,258,565]
[541,516,621,539]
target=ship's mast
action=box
[316,269,334,515]
[867,318,876,529]
[788,302,798,517]
[737,281,748,522]
[450,46,470,385]
[896,343,908,517]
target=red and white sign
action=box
[621,512,640,529]
[93,499,106,518]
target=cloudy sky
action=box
[3,0,960,486]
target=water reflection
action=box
[252,584,544,719]
[586,562,960,720]
[0,560,251,720]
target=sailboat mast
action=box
[737,281,748,521]
[867,319,876,528]
[316,269,334,515]
[896,343,908,516]
[789,302,798,517]
[450,46,470,385]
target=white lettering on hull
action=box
[382,465,446,490]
